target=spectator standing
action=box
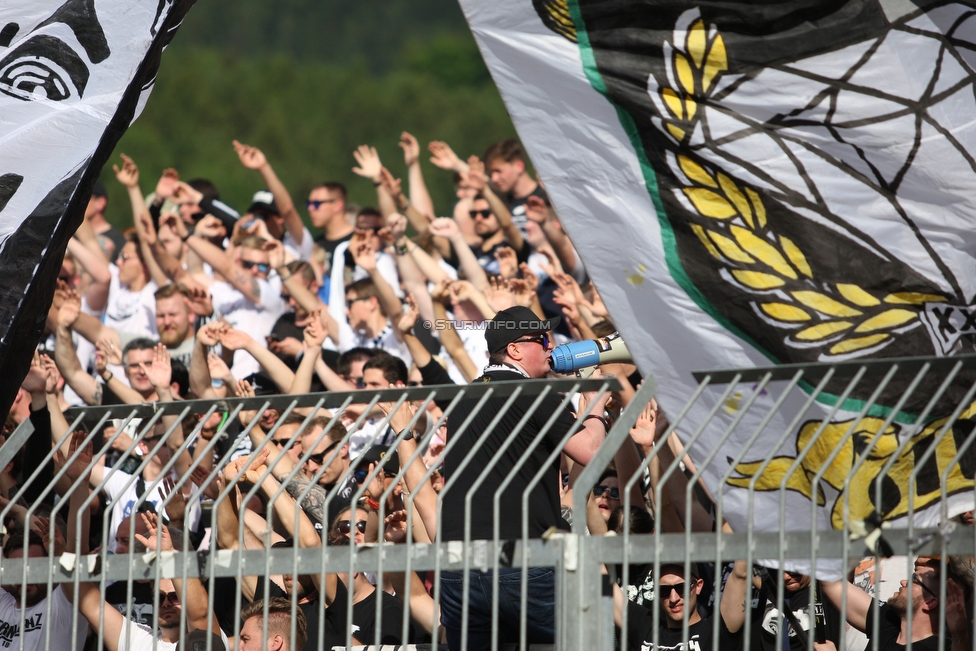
[86,180,127,263]
[483,138,547,235]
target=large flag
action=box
[0,0,194,415]
[459,0,976,558]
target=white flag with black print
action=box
[0,0,194,412]
[459,0,976,573]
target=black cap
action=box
[354,445,399,474]
[91,180,107,198]
[247,190,278,216]
[243,372,278,396]
[485,306,560,354]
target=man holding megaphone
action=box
[550,331,632,374]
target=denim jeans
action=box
[440,567,556,651]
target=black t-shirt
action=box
[104,579,154,627]
[445,236,530,276]
[98,225,127,264]
[864,602,940,651]
[626,606,741,651]
[441,369,578,541]
[314,232,353,273]
[505,184,548,236]
[749,581,842,651]
[333,578,404,646]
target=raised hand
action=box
[386,213,408,242]
[399,132,421,167]
[39,355,61,394]
[351,239,377,272]
[197,321,223,347]
[96,329,123,365]
[192,214,224,239]
[384,510,409,544]
[145,343,172,391]
[428,217,459,239]
[363,462,385,503]
[509,278,535,308]
[57,291,81,329]
[22,351,48,394]
[135,512,174,552]
[524,195,549,223]
[160,212,189,241]
[398,293,420,333]
[379,166,403,199]
[181,281,213,317]
[160,476,187,524]
[217,327,254,352]
[553,288,581,324]
[303,310,327,348]
[518,262,539,294]
[54,430,93,484]
[232,140,268,170]
[352,145,383,183]
[494,246,518,279]
[462,156,487,192]
[539,247,564,277]
[447,279,475,303]
[190,466,219,501]
[173,181,204,206]
[485,276,515,312]
[428,141,467,173]
[31,516,66,557]
[155,168,179,199]
[580,285,609,318]
[263,239,286,270]
[112,154,140,188]
[138,212,158,246]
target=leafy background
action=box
[102,0,517,227]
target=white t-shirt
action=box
[209,275,285,378]
[0,585,89,651]
[351,250,403,298]
[104,265,158,339]
[117,620,229,651]
[102,469,201,553]
[338,322,411,365]
[283,227,314,262]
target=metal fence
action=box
[1,360,974,651]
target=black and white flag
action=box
[0,0,195,414]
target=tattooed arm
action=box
[187,231,263,304]
[278,471,329,530]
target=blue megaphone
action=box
[549,332,631,373]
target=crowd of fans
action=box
[0,135,973,650]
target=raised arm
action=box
[351,238,404,342]
[428,217,489,292]
[234,140,307,250]
[186,217,265,304]
[53,295,100,406]
[819,580,872,633]
[525,195,578,274]
[113,154,170,287]
[400,132,435,219]
[189,322,222,400]
[465,156,525,252]
[381,401,439,541]
[66,237,111,312]
[288,315,325,395]
[218,326,296,391]
[352,146,399,219]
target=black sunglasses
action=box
[658,582,688,599]
[469,209,492,219]
[270,437,291,448]
[306,199,338,209]
[592,484,620,500]
[306,440,340,466]
[337,520,367,535]
[241,260,270,273]
[913,573,939,600]
[158,590,180,604]
[513,334,550,350]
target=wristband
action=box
[277,269,292,282]
[101,371,113,383]
[394,242,409,256]
[583,414,610,430]
[365,497,380,511]
[180,232,190,242]
[373,181,382,187]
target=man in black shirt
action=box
[822,556,970,651]
[615,561,750,651]
[434,305,611,650]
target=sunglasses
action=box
[658,582,689,599]
[270,437,292,448]
[158,590,180,604]
[592,484,620,500]
[913,573,939,600]
[306,440,341,466]
[347,296,371,305]
[513,334,550,350]
[469,209,492,219]
[306,199,338,209]
[241,260,270,273]
[357,225,382,233]
[337,520,367,535]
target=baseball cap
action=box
[91,180,107,198]
[243,372,278,396]
[247,190,278,215]
[485,305,560,354]
[354,445,400,474]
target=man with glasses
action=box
[445,194,529,276]
[612,561,750,651]
[822,556,971,651]
[437,305,612,650]
[307,182,354,261]
[187,228,285,378]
